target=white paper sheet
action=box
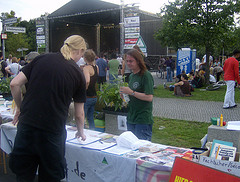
[102,145,133,155]
[67,135,101,145]
[82,141,116,150]
[226,121,240,131]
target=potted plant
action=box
[97,78,128,135]
[97,78,128,114]
[0,78,13,100]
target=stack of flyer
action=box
[210,139,237,161]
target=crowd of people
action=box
[158,56,175,82]
[162,51,240,104]
[0,52,40,80]
[7,36,154,181]
[2,32,240,181]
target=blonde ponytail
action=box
[60,35,86,60]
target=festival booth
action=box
[1,102,240,181]
[1,122,193,182]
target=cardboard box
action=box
[198,150,240,177]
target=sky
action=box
[0,0,170,32]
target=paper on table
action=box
[82,141,116,150]
[102,145,133,155]
[67,135,101,145]
[226,121,240,131]
[0,105,10,112]
[116,131,139,149]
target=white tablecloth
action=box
[0,123,136,182]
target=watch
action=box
[131,91,135,96]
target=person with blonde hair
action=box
[9,35,87,181]
[83,49,99,130]
[6,54,12,65]
[120,49,154,141]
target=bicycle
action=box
[156,67,165,79]
[206,80,226,91]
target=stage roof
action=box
[48,0,120,19]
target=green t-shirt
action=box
[108,59,119,75]
[127,70,154,125]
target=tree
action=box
[155,0,240,84]
[18,20,37,52]
[1,11,36,57]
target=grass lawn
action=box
[154,83,240,103]
[151,117,211,148]
[150,83,239,148]
[96,82,239,148]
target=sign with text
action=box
[124,44,135,49]
[1,33,7,39]
[66,144,136,182]
[123,8,141,51]
[125,33,140,39]
[136,35,147,54]
[5,26,26,33]
[36,19,46,48]
[124,16,140,27]
[177,48,196,75]
[169,157,240,182]
[199,155,240,177]
[125,27,140,33]
[125,38,138,44]
[3,17,17,25]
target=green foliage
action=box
[5,33,29,57]
[155,0,238,49]
[155,0,239,84]
[97,79,128,111]
[0,78,12,94]
[18,20,37,52]
[1,11,37,57]
[152,117,211,148]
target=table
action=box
[1,122,193,182]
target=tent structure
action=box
[48,0,167,59]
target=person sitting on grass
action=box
[187,70,194,81]
[173,70,185,82]
[174,73,191,97]
[191,69,205,88]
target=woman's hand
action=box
[120,86,133,95]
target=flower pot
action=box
[103,107,128,135]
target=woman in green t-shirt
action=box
[120,49,154,141]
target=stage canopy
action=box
[48,0,166,57]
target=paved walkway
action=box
[152,97,240,122]
[151,71,240,122]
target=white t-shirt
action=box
[9,63,21,77]
[6,59,12,66]
[202,55,213,63]
[209,74,216,83]
[76,57,86,67]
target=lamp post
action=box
[1,15,6,60]
[120,0,124,57]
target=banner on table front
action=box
[66,143,136,182]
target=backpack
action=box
[171,60,175,69]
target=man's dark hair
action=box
[181,73,188,80]
[233,49,240,55]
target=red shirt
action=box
[223,57,240,84]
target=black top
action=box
[19,53,86,133]
[86,65,98,97]
[1,60,8,77]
